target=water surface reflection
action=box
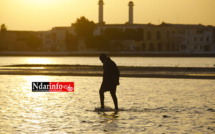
[0,75,214,133]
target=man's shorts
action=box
[100,83,117,92]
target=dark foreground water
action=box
[0,75,214,133]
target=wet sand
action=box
[0,64,215,79]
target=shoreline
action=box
[0,64,214,79]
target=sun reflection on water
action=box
[26,58,53,64]
[0,75,215,133]
[23,75,51,98]
[30,67,44,69]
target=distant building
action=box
[142,23,182,52]
[110,40,141,51]
[94,24,145,36]
[94,23,215,52]
[179,27,214,52]
[93,0,215,53]
[39,27,75,52]
[1,0,215,54]
[0,31,40,51]
[141,23,214,52]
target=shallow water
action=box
[0,56,215,67]
[0,75,214,133]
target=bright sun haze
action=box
[0,0,214,31]
[26,0,57,5]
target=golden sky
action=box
[0,0,215,31]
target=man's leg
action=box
[99,88,105,109]
[110,86,118,110]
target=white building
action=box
[179,27,215,52]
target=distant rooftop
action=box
[52,27,71,31]
[96,22,210,29]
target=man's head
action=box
[99,53,107,63]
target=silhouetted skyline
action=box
[0,0,215,31]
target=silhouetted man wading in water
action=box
[99,53,120,110]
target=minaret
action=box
[98,0,104,24]
[128,1,134,24]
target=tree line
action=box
[1,16,143,51]
[66,16,143,51]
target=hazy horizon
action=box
[0,0,215,31]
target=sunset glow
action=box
[0,0,214,31]
[26,0,58,6]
